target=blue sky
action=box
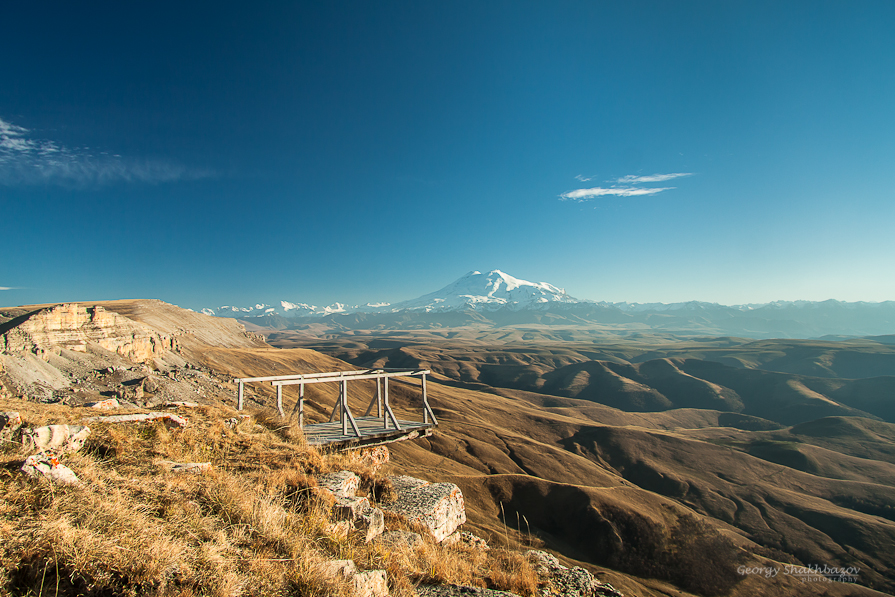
[2,1,894,309]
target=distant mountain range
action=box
[199,269,895,339]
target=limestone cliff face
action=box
[0,304,176,363]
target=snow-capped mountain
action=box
[200,270,582,318]
[386,270,580,312]
[197,270,895,339]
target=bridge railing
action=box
[233,368,437,438]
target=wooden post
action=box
[421,373,437,425]
[298,382,304,429]
[383,376,389,429]
[237,380,244,411]
[341,380,348,436]
[276,384,284,417]
[422,374,428,424]
[376,377,382,418]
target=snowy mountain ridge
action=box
[198,269,895,321]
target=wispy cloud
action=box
[560,186,673,201]
[0,287,16,291]
[0,117,213,186]
[613,172,692,184]
[560,171,693,202]
[574,174,594,182]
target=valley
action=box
[3,298,895,596]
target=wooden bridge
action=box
[234,368,437,449]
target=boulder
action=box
[321,559,388,597]
[330,495,385,543]
[22,453,81,486]
[382,475,466,542]
[21,425,90,453]
[525,550,624,597]
[0,411,23,442]
[317,470,361,499]
[353,504,385,543]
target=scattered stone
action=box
[525,550,624,597]
[142,377,160,393]
[21,425,90,453]
[0,411,23,443]
[375,530,424,549]
[86,398,121,409]
[159,461,211,474]
[321,559,388,597]
[21,453,81,486]
[165,401,200,408]
[382,475,467,542]
[416,585,519,597]
[353,505,385,543]
[317,470,361,499]
[85,412,188,427]
[330,495,385,543]
[442,531,489,550]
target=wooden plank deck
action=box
[303,416,436,449]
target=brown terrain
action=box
[3,301,895,596]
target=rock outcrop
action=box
[526,551,624,597]
[382,475,467,542]
[321,559,388,597]
[317,471,386,543]
[0,304,176,363]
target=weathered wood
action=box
[299,382,304,428]
[237,381,244,411]
[271,369,430,386]
[237,367,434,446]
[301,417,434,449]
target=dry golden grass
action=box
[0,397,539,597]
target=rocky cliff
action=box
[0,303,176,362]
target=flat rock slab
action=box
[22,425,90,453]
[22,453,81,486]
[86,412,188,427]
[416,585,519,597]
[383,476,466,543]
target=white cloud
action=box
[560,186,673,201]
[574,174,594,182]
[0,287,15,291]
[0,117,213,186]
[613,172,692,184]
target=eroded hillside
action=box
[2,301,892,597]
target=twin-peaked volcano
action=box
[387,270,579,312]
